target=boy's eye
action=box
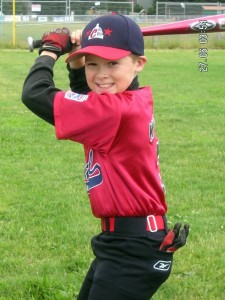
[86,62,97,66]
[109,61,118,66]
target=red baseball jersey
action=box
[54,86,167,218]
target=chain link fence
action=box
[156,1,225,21]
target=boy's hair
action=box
[66,14,144,62]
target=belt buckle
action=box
[147,215,158,232]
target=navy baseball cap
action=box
[66,14,144,62]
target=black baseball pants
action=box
[77,231,173,300]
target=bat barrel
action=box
[141,13,225,36]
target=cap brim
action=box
[66,46,131,63]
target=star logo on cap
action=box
[104,28,112,36]
[86,30,91,37]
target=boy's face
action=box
[84,54,147,94]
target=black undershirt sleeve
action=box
[67,64,91,94]
[22,56,59,125]
[22,56,91,125]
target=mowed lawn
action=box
[0,48,224,299]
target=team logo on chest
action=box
[85,149,103,192]
[149,116,155,143]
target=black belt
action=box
[101,215,167,235]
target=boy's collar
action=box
[127,76,139,91]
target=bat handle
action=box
[33,39,42,49]
[28,37,42,52]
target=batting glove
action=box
[39,28,71,58]
[159,223,189,253]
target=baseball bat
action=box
[141,13,225,36]
[28,14,225,52]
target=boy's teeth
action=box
[99,84,112,88]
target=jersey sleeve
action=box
[54,90,122,152]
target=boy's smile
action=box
[85,54,147,94]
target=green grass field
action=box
[0,48,225,299]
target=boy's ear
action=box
[136,56,147,72]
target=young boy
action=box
[22,14,189,300]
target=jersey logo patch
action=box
[85,149,103,192]
[65,91,88,102]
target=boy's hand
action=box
[39,28,71,58]
[68,30,85,69]
[159,223,189,253]
[70,29,82,52]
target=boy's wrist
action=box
[69,57,85,69]
[40,51,57,60]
